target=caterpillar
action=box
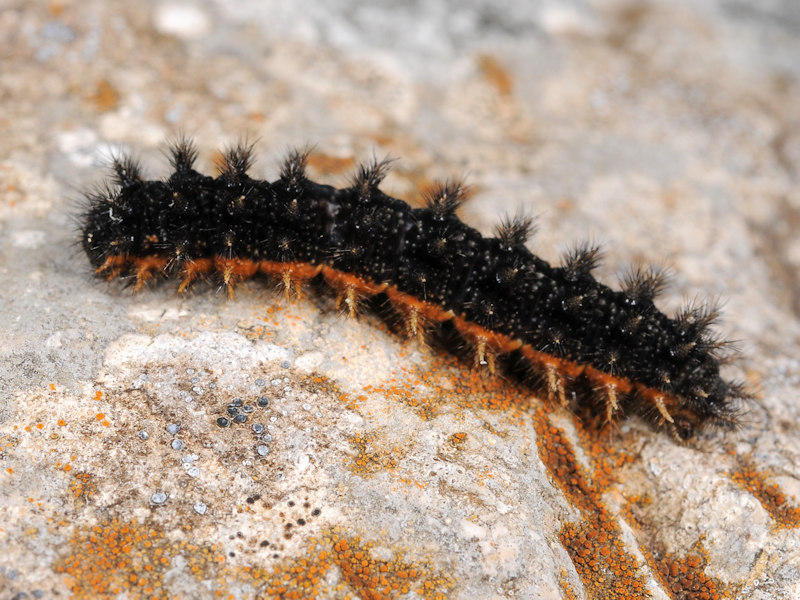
[80,138,747,439]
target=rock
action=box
[1,0,799,598]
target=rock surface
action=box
[1,0,800,598]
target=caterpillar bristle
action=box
[351,157,393,199]
[217,142,256,181]
[167,135,199,173]
[562,242,602,281]
[675,299,722,339]
[280,147,311,190]
[111,154,143,188]
[495,213,536,248]
[423,179,469,217]
[621,265,668,303]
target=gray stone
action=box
[0,0,799,598]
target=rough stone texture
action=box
[1,0,800,598]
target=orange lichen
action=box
[534,409,649,599]
[70,472,97,502]
[367,354,532,423]
[730,465,800,529]
[88,79,120,112]
[533,409,599,511]
[477,54,514,96]
[653,543,733,600]
[55,518,224,599]
[559,512,649,600]
[306,152,357,174]
[559,569,580,600]
[348,433,398,475]
[568,422,636,493]
[533,407,739,599]
[247,530,453,600]
[448,432,468,447]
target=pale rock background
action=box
[1,0,800,598]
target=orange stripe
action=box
[320,266,388,296]
[451,316,523,354]
[259,261,322,280]
[214,257,259,278]
[385,287,454,322]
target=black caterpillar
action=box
[80,138,747,439]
